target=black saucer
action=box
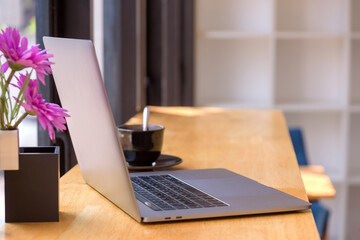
[127,154,182,171]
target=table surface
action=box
[0,106,319,240]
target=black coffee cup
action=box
[117,124,164,166]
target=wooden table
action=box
[0,107,319,239]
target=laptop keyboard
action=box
[131,175,228,211]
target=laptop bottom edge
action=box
[141,205,312,223]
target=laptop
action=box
[43,37,311,223]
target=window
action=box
[0,0,37,147]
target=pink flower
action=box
[2,62,9,72]
[1,55,9,73]
[14,74,70,140]
[0,27,53,84]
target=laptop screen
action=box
[43,37,141,222]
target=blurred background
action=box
[1,0,359,239]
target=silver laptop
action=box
[43,37,311,223]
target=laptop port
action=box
[164,217,171,220]
[176,216,182,219]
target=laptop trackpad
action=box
[171,168,276,198]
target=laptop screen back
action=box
[43,37,141,222]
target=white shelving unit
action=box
[275,38,346,105]
[348,113,360,180]
[346,185,360,238]
[195,1,360,239]
[351,40,360,105]
[276,0,347,33]
[197,38,272,106]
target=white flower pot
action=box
[0,129,19,170]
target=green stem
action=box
[0,64,4,129]
[6,84,12,124]
[0,99,4,129]
[0,80,5,128]
[13,112,28,129]
[4,70,15,91]
[0,69,16,129]
[11,69,32,121]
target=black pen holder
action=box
[4,146,60,222]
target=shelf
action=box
[350,39,360,104]
[346,185,360,239]
[321,182,346,240]
[351,32,360,39]
[199,31,270,40]
[200,31,346,40]
[275,39,346,104]
[351,0,360,31]
[195,38,272,106]
[197,0,273,32]
[284,112,344,180]
[198,101,273,109]
[276,102,345,112]
[348,176,360,185]
[276,0,347,32]
[350,105,360,112]
[276,31,345,39]
[348,113,360,179]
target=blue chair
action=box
[289,128,329,239]
[289,128,308,166]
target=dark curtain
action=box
[35,0,91,176]
[146,0,194,106]
[35,0,194,175]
